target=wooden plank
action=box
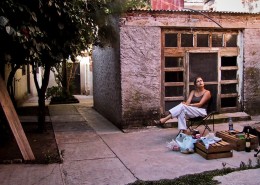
[164,82,184,86]
[0,75,35,160]
[164,67,184,72]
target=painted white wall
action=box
[77,55,93,95]
[185,0,204,10]
[205,0,260,13]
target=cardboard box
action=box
[216,130,259,151]
[195,140,233,160]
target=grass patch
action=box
[128,158,260,185]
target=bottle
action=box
[245,129,251,152]
[228,117,233,131]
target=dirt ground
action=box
[0,106,61,164]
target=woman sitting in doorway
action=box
[154,76,211,134]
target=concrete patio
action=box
[0,95,259,185]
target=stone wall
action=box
[243,29,260,115]
[120,26,161,128]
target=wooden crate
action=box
[216,130,259,151]
[195,140,233,160]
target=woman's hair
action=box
[193,76,203,86]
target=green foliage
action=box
[45,86,63,100]
[0,0,150,66]
[0,0,150,77]
[128,159,260,185]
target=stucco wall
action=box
[243,29,260,115]
[92,46,122,128]
[120,26,161,128]
[5,65,28,102]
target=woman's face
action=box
[195,77,204,88]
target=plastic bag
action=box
[175,133,196,154]
[166,139,180,151]
[200,133,222,149]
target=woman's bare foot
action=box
[154,120,162,125]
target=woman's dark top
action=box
[190,92,208,109]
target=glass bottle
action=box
[245,129,251,152]
[228,117,233,131]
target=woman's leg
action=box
[159,103,184,124]
[160,103,207,131]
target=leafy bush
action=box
[45,86,63,100]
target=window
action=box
[181,34,193,47]
[212,34,223,47]
[165,86,183,97]
[197,34,209,47]
[220,56,238,110]
[165,57,183,67]
[165,33,178,47]
[226,34,237,47]
[165,71,183,82]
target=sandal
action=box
[154,120,165,128]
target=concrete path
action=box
[0,95,259,185]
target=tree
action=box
[0,0,149,132]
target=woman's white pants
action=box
[168,103,207,130]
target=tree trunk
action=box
[32,62,51,132]
[62,60,68,96]
[37,90,46,132]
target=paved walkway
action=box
[0,95,259,185]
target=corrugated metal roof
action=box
[128,9,260,15]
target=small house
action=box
[93,1,260,129]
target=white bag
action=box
[175,133,196,154]
[166,139,180,151]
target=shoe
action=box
[154,120,165,128]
